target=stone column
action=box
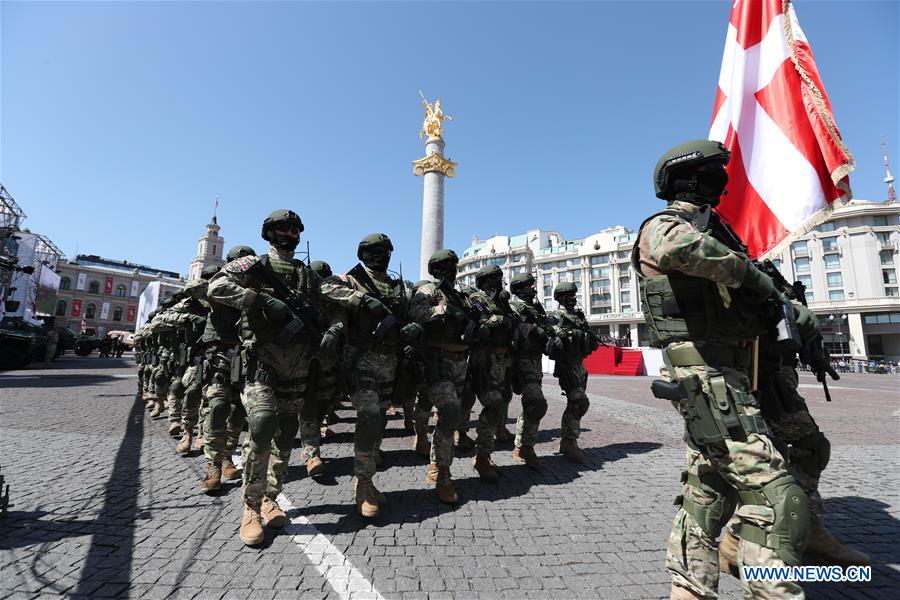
[413,138,457,280]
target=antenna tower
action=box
[883,137,897,203]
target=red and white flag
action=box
[710,0,854,258]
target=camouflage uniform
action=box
[548,304,595,444]
[635,198,808,599]
[507,294,551,450]
[159,290,207,437]
[298,354,338,463]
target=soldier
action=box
[546,282,597,463]
[146,297,179,418]
[207,210,353,546]
[507,273,553,469]
[323,233,423,517]
[464,265,516,481]
[634,139,809,599]
[409,249,470,503]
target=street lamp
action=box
[827,313,848,358]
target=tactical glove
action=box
[255,292,291,322]
[794,302,819,343]
[546,336,564,359]
[445,304,469,324]
[400,322,424,343]
[474,324,491,343]
[319,326,341,359]
[361,295,390,320]
[741,264,777,303]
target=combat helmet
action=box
[309,260,333,278]
[475,264,503,289]
[653,140,730,199]
[226,245,256,262]
[261,209,303,251]
[357,233,393,271]
[553,282,578,301]
[200,265,220,280]
[510,273,536,291]
[427,249,459,279]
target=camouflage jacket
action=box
[509,294,552,357]
[323,263,408,346]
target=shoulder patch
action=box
[226,255,259,273]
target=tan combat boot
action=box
[239,505,264,546]
[425,462,440,487]
[149,398,165,418]
[512,445,542,470]
[261,496,287,528]
[495,425,514,444]
[413,433,431,458]
[355,477,379,518]
[559,438,586,463]
[306,455,325,477]
[670,585,703,600]
[718,530,740,577]
[436,467,458,504]
[473,454,499,481]
[200,464,221,494]
[455,431,473,451]
[221,458,241,481]
[193,433,204,450]
[175,430,193,455]
[805,520,872,567]
[168,421,182,436]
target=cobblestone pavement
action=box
[1,355,897,599]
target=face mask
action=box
[696,167,728,202]
[562,294,577,310]
[480,275,502,293]
[271,233,299,251]
[361,249,391,272]
[434,265,457,283]
[515,286,537,302]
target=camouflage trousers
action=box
[424,349,466,468]
[404,384,432,437]
[346,348,397,478]
[239,342,313,509]
[512,357,548,448]
[470,348,511,456]
[137,363,147,395]
[202,347,245,466]
[148,355,171,399]
[665,354,806,600]
[298,356,338,461]
[554,360,589,440]
[170,364,202,429]
[166,365,188,424]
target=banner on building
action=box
[72,299,82,317]
[136,281,160,331]
[105,276,114,294]
[100,302,110,320]
[34,267,61,316]
[127,306,137,322]
[76,272,86,291]
[130,280,139,297]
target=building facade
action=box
[187,214,225,281]
[458,200,900,361]
[53,255,184,336]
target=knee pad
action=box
[738,476,810,566]
[678,470,737,539]
[523,386,548,421]
[168,379,185,399]
[569,393,589,419]
[248,409,277,453]
[273,413,300,450]
[208,399,231,428]
[790,431,830,479]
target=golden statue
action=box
[419,91,452,140]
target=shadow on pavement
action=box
[0,510,100,551]
[289,441,662,536]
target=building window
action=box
[85,303,97,319]
[620,290,631,304]
[867,335,885,356]
[821,237,838,252]
[884,270,898,285]
[792,240,809,257]
[826,272,843,287]
[873,215,889,226]
[591,292,611,305]
[59,277,71,291]
[863,312,900,324]
[591,267,610,279]
[212,245,217,256]
[88,281,100,294]
[796,274,812,289]
[770,259,781,271]
[590,305,611,315]
[543,286,552,297]
[115,284,126,297]
[622,305,633,313]
[823,254,840,269]
[828,290,844,301]
[818,222,835,233]
[557,261,567,270]
[876,231,892,244]
[542,274,552,285]
[617,250,631,260]
[591,279,610,291]
[794,257,810,273]
[544,299,553,309]
[886,287,898,297]
[113,306,123,322]
[880,250,894,265]
[55,300,67,316]
[590,255,609,265]
[619,276,630,290]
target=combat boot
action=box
[200,463,221,494]
[805,520,872,567]
[149,398,165,418]
[221,458,241,481]
[495,425,514,444]
[718,530,740,577]
[261,496,287,528]
[239,505,264,546]
[168,421,182,436]
[669,585,703,600]
[559,438,586,463]
[193,433,204,450]
[175,430,193,455]
[436,467,458,504]
[306,455,325,477]
[473,454,499,481]
[512,445,541,470]
[413,433,431,458]
[355,477,379,518]
[455,431,473,451]
[320,425,334,439]
[425,462,440,487]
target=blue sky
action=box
[2,0,897,278]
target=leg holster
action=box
[675,469,737,539]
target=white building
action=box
[187,213,225,281]
[458,200,900,361]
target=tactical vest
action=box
[632,208,765,347]
[420,283,469,347]
[556,307,594,359]
[243,255,319,344]
[347,263,406,346]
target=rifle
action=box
[347,263,399,339]
[437,277,487,345]
[249,259,325,346]
[791,279,839,402]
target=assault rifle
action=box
[755,259,838,402]
[249,260,325,346]
[436,277,487,345]
[347,263,399,340]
